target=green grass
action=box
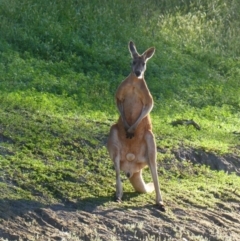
[0,105,239,210]
[0,0,240,230]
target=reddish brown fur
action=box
[107,41,165,211]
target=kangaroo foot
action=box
[114,195,122,203]
[156,202,166,212]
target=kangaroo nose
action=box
[126,172,131,178]
[135,70,141,77]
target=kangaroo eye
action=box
[132,61,136,65]
[142,62,145,66]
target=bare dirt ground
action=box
[0,150,240,241]
[0,195,240,241]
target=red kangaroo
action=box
[107,41,165,211]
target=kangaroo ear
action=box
[144,47,155,61]
[129,41,139,58]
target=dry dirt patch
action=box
[0,194,240,241]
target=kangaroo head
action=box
[129,41,155,79]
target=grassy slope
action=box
[0,0,240,239]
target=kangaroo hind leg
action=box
[107,125,122,202]
[145,130,165,211]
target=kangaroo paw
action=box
[126,132,134,139]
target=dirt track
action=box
[0,192,240,241]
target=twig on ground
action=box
[170,119,201,130]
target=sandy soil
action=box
[0,191,240,241]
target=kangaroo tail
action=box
[129,170,155,193]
